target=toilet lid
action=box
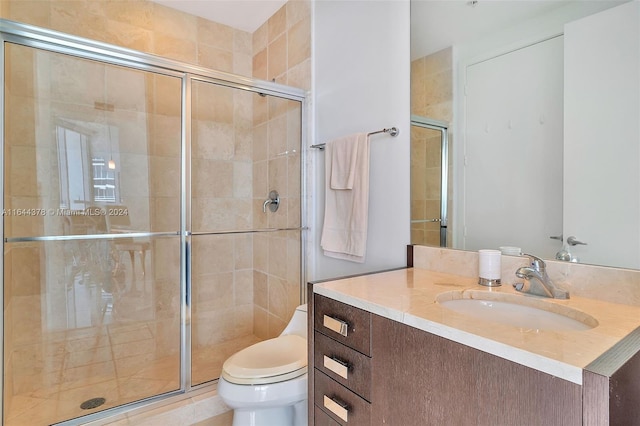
[222,334,307,385]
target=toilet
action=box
[218,304,308,426]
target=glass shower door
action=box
[190,79,303,386]
[410,117,449,247]
[3,43,183,424]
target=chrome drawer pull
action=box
[323,395,349,422]
[323,355,349,379]
[323,315,349,337]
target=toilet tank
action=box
[281,304,308,339]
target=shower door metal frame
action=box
[410,115,449,247]
[0,19,308,425]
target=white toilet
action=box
[218,304,308,426]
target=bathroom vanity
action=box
[307,267,640,425]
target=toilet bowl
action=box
[218,304,308,426]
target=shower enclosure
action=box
[1,21,306,425]
[410,115,449,247]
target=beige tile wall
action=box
[252,0,311,88]
[189,77,257,373]
[411,48,453,121]
[1,1,253,77]
[410,47,453,247]
[251,1,309,339]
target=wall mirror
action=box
[410,0,640,270]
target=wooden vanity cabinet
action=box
[312,295,372,425]
[314,405,341,426]
[309,290,583,426]
[583,327,640,425]
[371,314,582,425]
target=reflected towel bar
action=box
[310,126,399,150]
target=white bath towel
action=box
[321,133,370,262]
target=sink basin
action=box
[436,291,598,332]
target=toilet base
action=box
[231,399,308,426]
[219,374,308,426]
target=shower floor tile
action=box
[4,334,262,425]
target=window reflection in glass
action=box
[56,122,121,211]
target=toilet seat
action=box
[221,334,307,385]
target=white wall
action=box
[563,1,640,269]
[463,36,564,259]
[452,1,627,250]
[309,1,411,280]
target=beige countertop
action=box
[313,267,640,385]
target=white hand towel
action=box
[321,133,370,263]
[330,134,360,190]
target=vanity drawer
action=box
[314,294,371,356]
[314,331,372,401]
[315,405,341,426]
[315,370,371,426]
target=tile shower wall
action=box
[411,47,453,246]
[411,48,453,121]
[0,1,254,77]
[190,80,259,385]
[251,1,310,339]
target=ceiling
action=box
[151,0,287,33]
[411,0,626,60]
[151,0,624,59]
[411,0,571,60]
[151,0,571,46]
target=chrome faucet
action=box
[513,254,569,299]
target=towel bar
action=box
[311,126,399,150]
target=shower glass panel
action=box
[3,43,182,424]
[190,233,260,386]
[410,120,449,247]
[190,79,302,386]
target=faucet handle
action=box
[262,190,280,213]
[522,253,546,271]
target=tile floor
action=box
[193,410,233,426]
[5,327,258,425]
